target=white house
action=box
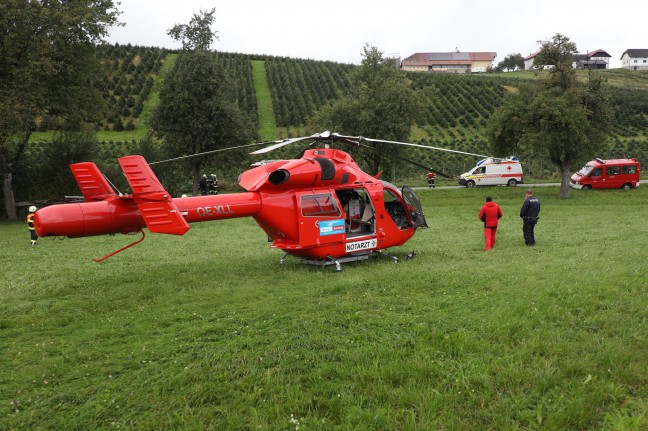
[525,49,611,70]
[523,51,539,70]
[621,49,648,70]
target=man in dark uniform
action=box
[520,189,540,246]
[199,174,208,196]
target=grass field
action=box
[252,60,279,142]
[1,186,647,430]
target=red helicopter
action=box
[34,132,467,269]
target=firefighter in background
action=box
[199,174,209,196]
[27,206,38,245]
[426,171,436,188]
[478,196,503,251]
[208,173,219,195]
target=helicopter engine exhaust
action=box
[267,158,335,187]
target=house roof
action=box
[586,49,611,58]
[621,49,648,59]
[401,52,497,67]
[524,51,540,61]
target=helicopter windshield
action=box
[380,182,427,230]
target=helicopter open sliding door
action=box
[297,191,345,249]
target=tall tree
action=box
[495,53,525,72]
[0,0,121,219]
[167,8,218,51]
[153,9,254,195]
[487,34,612,198]
[309,44,425,174]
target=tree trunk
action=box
[1,154,18,220]
[559,160,572,198]
[192,161,201,196]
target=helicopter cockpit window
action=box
[382,188,410,230]
[300,193,340,217]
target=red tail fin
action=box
[118,155,190,236]
[70,162,116,201]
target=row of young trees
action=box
[265,58,353,127]
[94,44,166,131]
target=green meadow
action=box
[1,186,647,430]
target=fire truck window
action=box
[475,166,486,174]
[605,166,620,175]
[591,168,602,177]
[622,165,636,174]
[301,194,340,217]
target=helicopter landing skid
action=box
[373,249,399,263]
[301,252,371,272]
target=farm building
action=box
[621,49,648,70]
[573,49,611,69]
[400,52,497,73]
[524,49,611,70]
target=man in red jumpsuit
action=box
[426,172,436,188]
[478,196,503,251]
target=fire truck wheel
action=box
[466,180,475,188]
[582,185,591,191]
[622,183,632,191]
[507,179,517,187]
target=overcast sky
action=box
[106,0,646,69]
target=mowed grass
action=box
[1,186,647,430]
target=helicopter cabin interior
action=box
[335,188,376,237]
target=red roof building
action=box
[400,52,497,73]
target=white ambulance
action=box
[458,157,524,187]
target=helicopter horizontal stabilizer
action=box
[70,162,117,201]
[118,155,190,236]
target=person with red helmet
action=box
[27,206,38,246]
[478,196,503,251]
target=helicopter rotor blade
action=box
[358,137,490,158]
[249,131,490,159]
[357,142,455,179]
